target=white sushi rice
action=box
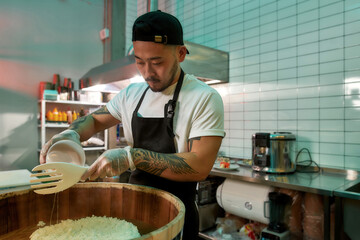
[30,216,141,240]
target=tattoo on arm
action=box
[69,116,87,132]
[93,106,110,115]
[132,149,198,176]
[69,106,110,132]
[188,137,201,151]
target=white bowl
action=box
[46,140,85,166]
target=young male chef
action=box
[40,10,225,239]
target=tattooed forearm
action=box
[93,106,110,115]
[188,137,201,151]
[69,115,88,131]
[69,106,110,133]
[132,148,198,176]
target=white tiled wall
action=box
[131,0,360,170]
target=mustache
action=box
[145,77,160,83]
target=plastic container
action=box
[46,140,85,166]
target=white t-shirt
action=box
[106,74,225,153]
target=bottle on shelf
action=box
[68,79,73,100]
[71,80,74,100]
[59,87,68,100]
[59,77,68,100]
[53,108,59,122]
[58,111,63,122]
[53,74,61,94]
[62,111,67,123]
[46,111,54,121]
[79,108,85,117]
[67,108,72,124]
[79,79,84,89]
[72,110,77,121]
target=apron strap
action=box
[164,69,185,137]
[134,86,150,114]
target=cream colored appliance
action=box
[216,179,274,223]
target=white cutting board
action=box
[0,169,35,189]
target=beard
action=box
[146,60,179,92]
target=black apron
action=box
[129,70,199,240]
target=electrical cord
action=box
[295,148,321,173]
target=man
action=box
[40,10,225,239]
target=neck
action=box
[171,67,182,85]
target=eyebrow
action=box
[134,55,163,61]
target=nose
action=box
[143,63,155,79]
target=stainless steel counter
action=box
[210,163,359,197]
[209,161,360,240]
[334,178,360,200]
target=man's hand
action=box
[81,148,131,181]
[39,129,81,164]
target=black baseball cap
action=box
[132,10,189,53]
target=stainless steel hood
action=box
[80,41,229,92]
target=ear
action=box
[177,46,187,62]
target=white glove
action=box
[81,146,136,181]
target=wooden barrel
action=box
[0,182,185,240]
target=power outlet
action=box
[99,28,110,40]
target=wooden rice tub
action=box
[0,182,185,240]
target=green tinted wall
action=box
[0,0,103,170]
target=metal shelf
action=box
[83,146,106,151]
[38,100,108,152]
[38,123,70,128]
[39,99,106,106]
[37,146,106,152]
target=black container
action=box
[264,192,292,233]
[196,177,224,205]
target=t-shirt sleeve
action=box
[189,91,225,139]
[106,91,124,121]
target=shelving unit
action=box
[38,99,108,152]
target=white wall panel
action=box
[132,0,360,170]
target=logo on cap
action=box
[154,35,167,44]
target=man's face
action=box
[133,41,185,92]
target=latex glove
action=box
[81,147,135,181]
[39,129,81,164]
